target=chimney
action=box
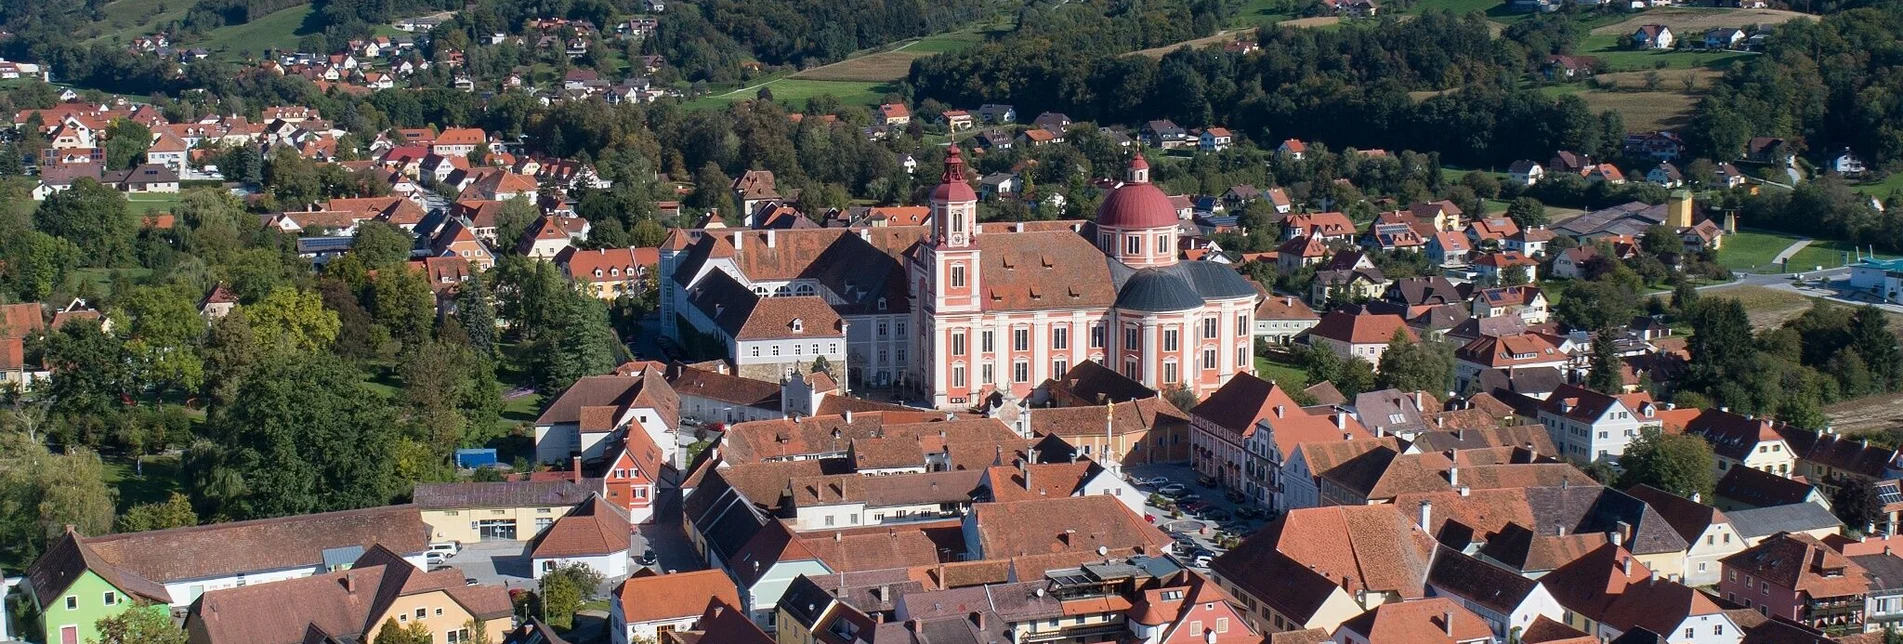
[1448,466,1459,488]
[766,229,776,248]
[571,456,582,483]
[844,409,854,424]
[1284,297,1292,307]
[1417,499,1432,531]
[713,604,725,618]
[907,619,922,633]
[834,531,842,542]
[1333,413,1345,429]
[1609,527,1624,547]
[1622,556,1632,576]
[1691,492,1701,503]
[731,231,743,253]
[1617,520,1632,546]
[970,612,985,629]
[1442,611,1455,637]
[1414,391,1423,411]
[342,573,356,593]
[1274,405,1285,419]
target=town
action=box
[3,0,1903,642]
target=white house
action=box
[1507,160,1545,186]
[1633,25,1675,49]
[1536,384,1663,463]
[531,370,679,466]
[528,496,632,580]
[610,570,742,644]
[1427,549,1568,641]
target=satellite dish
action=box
[1097,545,1109,556]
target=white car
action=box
[428,542,461,557]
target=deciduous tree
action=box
[1616,430,1717,501]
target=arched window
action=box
[796,284,815,296]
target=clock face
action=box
[949,233,966,245]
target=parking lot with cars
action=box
[1123,463,1273,572]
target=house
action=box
[529,495,631,579]
[412,478,605,543]
[1632,25,1675,49]
[181,546,513,644]
[1746,137,1793,165]
[875,103,910,127]
[1682,409,1797,478]
[1032,111,1071,133]
[610,570,742,644]
[1704,28,1745,50]
[1454,332,1568,395]
[1715,162,1748,188]
[146,132,190,172]
[433,127,487,156]
[1718,532,1868,635]
[1473,251,1541,285]
[531,369,680,468]
[975,104,1016,124]
[1200,127,1234,152]
[1466,217,1520,244]
[1541,56,1595,82]
[1549,151,1592,175]
[1144,119,1190,148]
[1428,231,1473,267]
[940,109,974,131]
[1625,484,1745,587]
[1282,212,1357,242]
[1311,250,1390,305]
[1189,374,1372,509]
[1330,596,1494,644]
[1584,163,1627,185]
[1210,504,1437,635]
[25,506,429,644]
[1535,384,1663,463]
[1539,543,1738,643]
[1277,236,1332,272]
[1504,227,1556,258]
[1830,148,1867,177]
[1255,293,1321,345]
[558,246,658,300]
[1019,127,1059,147]
[1471,286,1550,325]
[1647,162,1685,188]
[1307,308,1417,366]
[979,172,1018,198]
[1625,131,1687,161]
[517,215,576,259]
[1279,139,1308,159]
[1726,502,1843,545]
[1550,247,1599,280]
[1426,547,1569,640]
[1712,465,1830,511]
[1508,160,1546,186]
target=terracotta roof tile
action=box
[530,495,631,558]
[614,569,741,624]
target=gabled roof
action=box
[1426,546,1543,617]
[1623,484,1726,545]
[185,550,511,644]
[1191,373,1299,435]
[1721,532,1867,597]
[1310,309,1416,345]
[615,569,742,624]
[414,479,602,509]
[1213,504,1438,601]
[530,495,632,558]
[1335,596,1493,644]
[1726,502,1843,540]
[967,495,1169,559]
[1713,465,1818,508]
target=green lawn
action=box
[91,0,193,44]
[126,191,185,215]
[906,30,988,54]
[1576,33,1756,71]
[1786,239,1883,271]
[1715,229,1802,271]
[1410,0,1504,16]
[1232,0,1297,27]
[103,454,183,513]
[1254,356,1310,390]
[1853,173,1903,198]
[201,4,319,59]
[687,79,896,110]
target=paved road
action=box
[1770,238,1813,265]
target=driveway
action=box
[445,539,536,592]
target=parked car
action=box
[1178,493,1203,504]
[425,551,448,566]
[1144,476,1172,487]
[1181,501,1208,515]
[464,578,479,586]
[1158,483,1189,498]
[1203,509,1233,522]
[1224,489,1246,503]
[428,542,461,557]
[1197,475,1218,488]
[1234,507,1265,520]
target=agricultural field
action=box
[200,4,320,60]
[1576,89,1700,133]
[792,30,990,82]
[1588,7,1815,38]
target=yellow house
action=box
[185,545,514,644]
[414,478,603,543]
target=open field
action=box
[1589,7,1815,36]
[126,192,186,215]
[1827,395,1903,436]
[1255,356,1309,390]
[1232,0,1297,27]
[1853,173,1903,198]
[791,30,990,82]
[688,79,895,110]
[1786,239,1882,271]
[92,0,193,44]
[1703,284,1814,328]
[1575,89,1699,132]
[201,4,319,59]
[1715,229,1800,270]
[103,454,184,512]
[1134,28,1261,58]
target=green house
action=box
[24,530,171,644]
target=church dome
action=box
[1114,269,1204,312]
[1096,155,1176,229]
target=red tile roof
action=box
[531,495,632,558]
[1311,309,1417,345]
[614,570,742,624]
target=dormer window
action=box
[791,318,804,333]
[877,297,888,311]
[593,268,603,277]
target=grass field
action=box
[1588,7,1815,37]
[103,454,184,512]
[688,79,895,110]
[201,4,319,59]
[1715,229,1800,270]
[126,192,186,215]
[1233,0,1297,27]
[1254,356,1310,390]
[1575,89,1700,132]
[1853,173,1903,198]
[1786,239,1880,271]
[92,0,193,44]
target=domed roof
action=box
[1096,156,1176,230]
[1113,269,1205,312]
[931,146,977,203]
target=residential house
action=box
[1683,409,1797,478]
[875,104,910,127]
[1542,56,1596,81]
[1508,160,1546,186]
[975,104,1016,124]
[1831,148,1867,177]
[1279,139,1308,160]
[1712,466,1830,512]
[1716,163,1748,189]
[528,495,631,579]
[1535,384,1663,463]
[1254,292,1321,345]
[1330,596,1494,644]
[1633,25,1675,49]
[1210,504,1438,635]
[1311,250,1390,305]
[1625,484,1745,587]
[1551,247,1600,280]
[1504,227,1556,258]
[1725,503,1843,545]
[433,127,486,156]
[25,506,429,644]
[1471,286,1549,325]
[610,570,741,644]
[1145,120,1190,149]
[181,546,513,644]
[1453,331,1569,394]
[1719,533,1867,635]
[1471,252,1540,285]
[1200,127,1234,151]
[531,369,680,467]
[1283,212,1357,242]
[1426,547,1569,640]
[1020,390,1193,466]
[1704,28,1745,50]
[1277,236,1332,272]
[1308,308,1418,367]
[558,246,658,300]
[1538,543,1738,643]
[1648,162,1686,188]
[1427,231,1473,268]
[1626,131,1688,161]
[940,110,974,131]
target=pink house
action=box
[1718,532,1868,635]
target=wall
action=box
[370,589,511,644]
[421,505,566,543]
[532,552,627,580]
[36,572,163,644]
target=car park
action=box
[1203,509,1232,522]
[1144,476,1172,487]
[1177,493,1202,504]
